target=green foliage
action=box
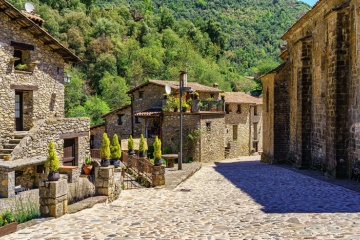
[45,141,60,172]
[99,72,130,110]
[85,156,93,165]
[1,211,14,226]
[153,136,162,159]
[164,145,172,154]
[139,134,147,152]
[84,96,110,125]
[128,135,134,150]
[15,63,28,71]
[100,133,111,159]
[13,194,40,224]
[110,134,122,159]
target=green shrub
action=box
[147,145,154,159]
[164,146,172,154]
[154,136,162,159]
[2,211,14,225]
[45,141,60,172]
[100,133,111,159]
[128,135,134,151]
[85,156,92,165]
[139,134,147,152]
[110,134,121,159]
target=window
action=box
[210,94,215,98]
[206,122,211,131]
[90,135,95,149]
[253,142,258,152]
[233,125,238,141]
[253,123,258,140]
[117,114,124,125]
[225,104,230,114]
[11,41,34,72]
[237,104,242,114]
[254,106,258,116]
[139,91,144,100]
[135,116,141,124]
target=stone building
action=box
[0,0,90,198]
[261,0,360,179]
[92,75,263,162]
[223,92,263,158]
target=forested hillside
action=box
[8,0,310,125]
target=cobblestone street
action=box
[6,157,360,239]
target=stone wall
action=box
[11,118,90,167]
[0,12,66,138]
[104,107,132,141]
[200,114,225,162]
[162,113,201,161]
[90,124,105,149]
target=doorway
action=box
[15,91,23,131]
[63,138,77,166]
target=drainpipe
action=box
[249,104,252,156]
[129,94,134,136]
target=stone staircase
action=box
[0,131,28,160]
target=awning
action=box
[134,109,162,117]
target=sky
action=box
[300,0,317,6]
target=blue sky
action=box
[300,0,317,6]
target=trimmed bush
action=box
[139,134,147,152]
[128,135,134,151]
[110,134,121,159]
[45,141,60,172]
[100,133,111,159]
[154,136,162,159]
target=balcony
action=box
[193,100,225,113]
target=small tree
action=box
[128,135,135,151]
[100,133,111,159]
[154,136,162,159]
[45,141,60,172]
[110,134,121,159]
[139,134,147,152]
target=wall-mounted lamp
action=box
[64,73,72,83]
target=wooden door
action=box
[15,92,23,131]
[63,139,76,166]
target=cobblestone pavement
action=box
[6,157,360,239]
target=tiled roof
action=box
[127,80,224,94]
[0,0,80,62]
[134,108,162,117]
[101,105,131,118]
[224,92,263,105]
[90,122,105,130]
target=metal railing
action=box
[199,100,225,112]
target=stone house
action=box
[0,0,90,198]
[92,74,263,162]
[261,0,360,179]
[223,92,263,158]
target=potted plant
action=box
[182,102,189,112]
[163,93,169,99]
[193,92,199,99]
[3,155,10,161]
[110,134,121,168]
[153,136,162,166]
[128,135,135,155]
[220,93,225,101]
[15,63,28,71]
[0,211,17,237]
[83,157,93,175]
[139,134,147,157]
[100,133,111,167]
[45,141,60,181]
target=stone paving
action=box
[6,156,360,239]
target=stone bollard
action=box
[0,170,15,198]
[152,165,165,187]
[95,166,115,196]
[39,179,68,218]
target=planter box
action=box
[0,222,18,237]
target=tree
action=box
[99,72,130,110]
[84,96,110,125]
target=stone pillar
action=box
[152,165,165,187]
[0,170,15,198]
[39,179,68,218]
[95,166,114,196]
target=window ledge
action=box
[14,70,33,74]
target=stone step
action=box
[4,144,17,149]
[9,139,21,144]
[0,149,13,154]
[13,132,28,139]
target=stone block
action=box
[96,187,112,196]
[95,178,104,187]
[49,202,65,218]
[48,179,67,198]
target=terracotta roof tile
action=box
[101,105,131,118]
[224,92,262,105]
[134,108,162,117]
[127,80,224,94]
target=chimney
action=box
[180,71,187,87]
[213,83,219,89]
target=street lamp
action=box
[179,70,191,170]
[64,73,72,83]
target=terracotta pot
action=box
[47,171,60,181]
[83,165,93,175]
[3,156,10,161]
[0,222,17,237]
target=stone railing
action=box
[11,117,90,162]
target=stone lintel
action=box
[10,84,39,91]
[59,131,88,139]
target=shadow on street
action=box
[214,160,360,213]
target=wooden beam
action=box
[10,84,39,91]
[52,48,63,53]
[11,16,24,21]
[33,33,46,39]
[20,25,35,30]
[60,132,89,139]
[10,41,35,51]
[43,41,54,45]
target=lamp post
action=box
[64,73,72,83]
[179,71,190,170]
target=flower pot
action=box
[3,156,10,161]
[101,159,110,167]
[0,222,17,237]
[128,149,135,155]
[83,165,93,175]
[47,171,60,181]
[139,151,146,158]
[154,158,163,166]
[113,159,120,168]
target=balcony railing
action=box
[196,100,225,112]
